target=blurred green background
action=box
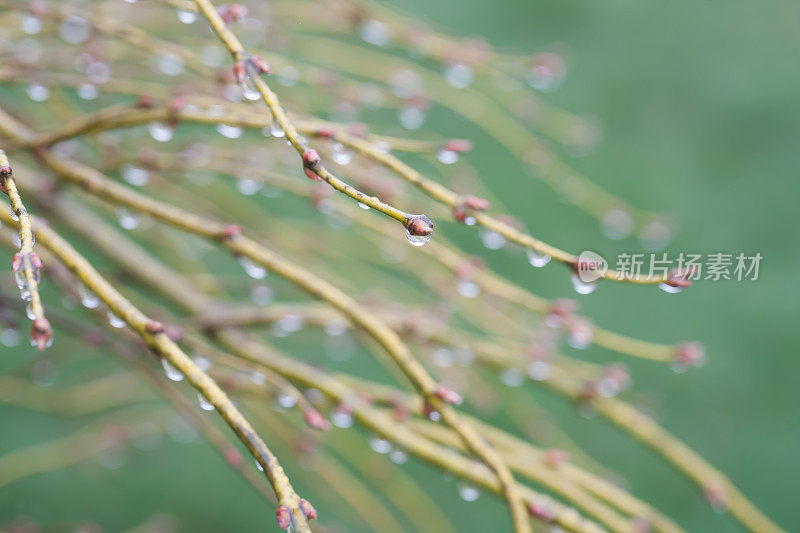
[2,0,799,531]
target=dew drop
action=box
[389,449,408,464]
[436,149,459,164]
[161,358,184,381]
[121,165,149,187]
[570,274,597,295]
[527,250,551,268]
[157,53,184,76]
[77,83,98,100]
[240,63,261,101]
[107,310,126,329]
[238,256,267,279]
[236,177,262,196]
[269,123,285,138]
[79,284,100,309]
[276,394,296,410]
[332,143,353,165]
[22,15,42,35]
[357,202,370,210]
[116,206,140,230]
[10,210,19,222]
[457,280,480,298]
[198,393,215,411]
[26,84,49,102]
[331,410,353,429]
[458,482,481,502]
[148,122,174,142]
[216,123,243,139]
[177,10,197,24]
[358,19,390,46]
[500,367,525,387]
[255,459,264,471]
[59,16,90,44]
[369,436,392,454]
[25,303,36,320]
[398,107,425,130]
[527,361,550,381]
[404,227,432,247]
[659,282,683,294]
[480,230,505,250]
[445,63,473,89]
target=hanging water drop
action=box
[239,62,261,101]
[570,274,597,295]
[21,15,42,35]
[332,143,353,165]
[458,482,481,502]
[216,123,243,139]
[162,358,185,382]
[480,230,505,250]
[107,310,126,328]
[331,409,353,429]
[116,206,141,230]
[238,256,267,279]
[59,15,90,44]
[197,393,215,411]
[276,394,296,410]
[404,226,432,247]
[369,436,392,454]
[26,84,49,102]
[357,202,370,210]
[255,458,264,471]
[445,63,473,89]
[148,122,174,142]
[389,449,408,464]
[121,165,149,187]
[269,122,285,138]
[436,149,459,164]
[177,10,197,24]
[25,303,36,320]
[659,282,683,294]
[79,284,100,309]
[457,280,480,298]
[527,249,551,268]
[77,83,98,100]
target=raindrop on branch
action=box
[238,256,267,279]
[162,359,185,382]
[148,122,174,142]
[79,284,100,309]
[197,393,215,411]
[570,274,597,295]
[458,483,481,502]
[107,310,126,328]
[527,250,551,268]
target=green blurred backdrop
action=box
[2,0,799,531]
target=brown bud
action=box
[233,60,246,85]
[304,408,331,431]
[275,505,291,530]
[12,252,22,273]
[135,94,154,109]
[675,342,705,367]
[435,384,462,405]
[29,252,42,270]
[302,149,321,167]
[249,55,271,75]
[443,138,473,153]
[299,499,317,520]
[461,195,490,211]
[542,448,570,468]
[219,224,241,240]
[665,267,697,288]
[30,317,52,350]
[527,500,555,522]
[224,447,243,468]
[405,215,434,237]
[144,320,164,335]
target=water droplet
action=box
[251,284,273,305]
[116,206,141,230]
[160,359,184,382]
[1,328,20,347]
[216,123,243,139]
[255,459,264,471]
[121,165,149,187]
[404,227,432,247]
[369,436,392,454]
[445,63,473,89]
[148,122,174,142]
[269,122,285,138]
[21,15,42,35]
[331,410,353,428]
[358,19,390,46]
[500,367,525,387]
[458,482,481,502]
[240,64,261,101]
[77,83,98,100]
[25,303,36,320]
[398,107,425,130]
[570,274,597,295]
[276,394,296,409]
[527,361,550,381]
[601,209,633,240]
[659,282,683,294]
[10,209,19,222]
[235,177,262,196]
[332,143,353,165]
[26,84,49,102]
[198,393,215,411]
[324,318,348,337]
[107,310,126,328]
[59,16,90,44]
[79,284,100,309]
[357,202,370,210]
[457,280,480,298]
[389,449,408,464]
[157,53,184,76]
[480,230,505,250]
[177,10,197,24]
[238,256,267,279]
[527,250,551,268]
[437,149,459,164]
[193,356,212,372]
